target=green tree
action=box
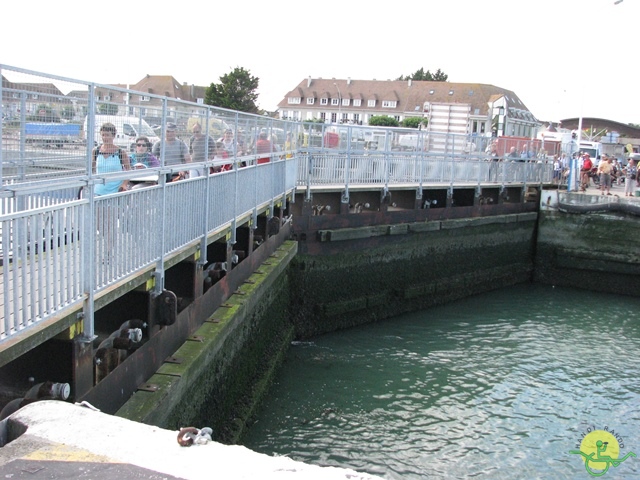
[396,68,448,82]
[369,115,399,127]
[401,117,427,129]
[205,67,259,114]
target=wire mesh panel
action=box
[1,64,553,347]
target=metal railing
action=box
[1,65,301,345]
[0,64,552,346]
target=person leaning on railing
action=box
[92,122,131,195]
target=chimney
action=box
[307,76,312,88]
[347,77,351,85]
[408,79,412,87]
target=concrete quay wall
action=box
[534,209,640,295]
[290,212,539,339]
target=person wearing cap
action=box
[152,123,191,180]
[579,152,593,192]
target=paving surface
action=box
[0,401,383,480]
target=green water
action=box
[242,284,640,479]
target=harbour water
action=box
[242,284,640,479]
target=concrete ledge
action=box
[517,212,538,222]
[318,225,388,242]
[409,221,441,233]
[0,401,382,480]
[318,214,531,241]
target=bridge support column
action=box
[446,187,454,208]
[414,189,423,210]
[73,336,95,401]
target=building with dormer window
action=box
[278,77,539,140]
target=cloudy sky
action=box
[3,0,638,125]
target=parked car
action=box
[84,115,160,151]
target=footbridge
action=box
[0,65,553,417]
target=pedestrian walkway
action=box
[571,178,639,198]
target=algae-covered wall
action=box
[289,213,538,339]
[117,241,298,444]
[534,210,640,295]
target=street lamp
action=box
[333,82,342,124]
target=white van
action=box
[84,115,160,151]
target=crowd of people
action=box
[483,140,640,197]
[92,122,286,195]
[576,152,639,196]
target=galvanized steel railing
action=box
[0,64,552,346]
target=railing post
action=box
[342,128,351,213]
[80,85,97,343]
[152,98,170,297]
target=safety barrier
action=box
[0,64,552,345]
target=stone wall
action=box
[117,241,298,444]
[534,209,640,295]
[290,213,538,338]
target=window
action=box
[104,95,111,101]
[367,99,376,107]
[331,112,337,123]
[307,97,315,105]
[342,98,350,106]
[141,96,150,102]
[382,100,397,108]
[320,98,328,105]
[31,94,39,99]
[197,98,204,104]
[320,112,326,121]
[288,97,301,104]
[353,99,361,107]
[353,113,360,123]
[306,112,314,120]
[123,124,135,136]
[331,98,339,106]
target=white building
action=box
[278,77,539,140]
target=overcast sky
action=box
[3,0,638,126]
